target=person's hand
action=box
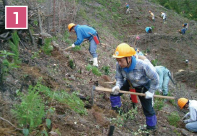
[183,119,188,124]
[182,112,190,120]
[145,91,154,99]
[112,86,120,95]
[71,43,75,48]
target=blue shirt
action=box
[145,27,152,33]
[181,28,187,34]
[115,59,159,93]
[74,25,97,45]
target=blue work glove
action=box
[145,91,154,99]
[112,86,120,95]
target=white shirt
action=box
[185,100,197,123]
[161,13,166,19]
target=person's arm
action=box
[144,64,159,93]
[74,29,84,45]
[184,107,196,123]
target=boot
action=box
[93,58,98,67]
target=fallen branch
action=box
[0,117,23,131]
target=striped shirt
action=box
[115,59,159,93]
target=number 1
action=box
[13,12,18,24]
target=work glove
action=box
[183,119,189,124]
[182,112,190,120]
[71,43,75,48]
[112,86,120,95]
[145,91,154,99]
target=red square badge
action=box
[5,6,28,29]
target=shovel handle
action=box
[63,46,73,51]
[95,86,175,100]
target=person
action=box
[161,12,166,23]
[149,11,155,22]
[68,23,99,67]
[179,23,189,35]
[179,28,187,35]
[110,43,159,130]
[155,66,171,96]
[178,98,197,132]
[182,23,188,28]
[125,3,130,14]
[145,27,152,33]
[135,48,144,56]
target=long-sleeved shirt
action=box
[185,100,197,123]
[74,25,97,45]
[115,59,159,93]
[161,13,166,19]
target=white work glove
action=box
[183,119,189,124]
[158,89,162,93]
[112,86,120,95]
[145,91,154,99]
[71,43,75,48]
[182,112,190,120]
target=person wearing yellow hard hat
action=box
[178,98,197,132]
[68,23,100,67]
[111,43,159,131]
[149,10,155,22]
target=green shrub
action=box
[101,66,110,75]
[167,112,180,127]
[9,31,21,64]
[68,59,75,69]
[42,38,53,55]
[11,85,45,131]
[86,64,102,76]
[0,50,19,79]
[37,82,87,115]
[154,98,164,111]
[151,59,158,66]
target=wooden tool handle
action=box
[64,46,72,51]
[95,86,175,100]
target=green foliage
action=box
[154,98,164,111]
[68,59,75,69]
[86,64,102,76]
[11,84,45,131]
[31,51,40,59]
[9,31,21,64]
[167,112,180,127]
[46,119,51,129]
[72,46,81,51]
[0,50,19,79]
[63,31,72,44]
[111,108,138,127]
[22,129,29,136]
[36,82,87,115]
[101,66,110,75]
[151,0,197,21]
[33,20,38,26]
[151,59,158,66]
[42,38,53,55]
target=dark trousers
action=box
[110,80,155,116]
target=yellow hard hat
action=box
[178,98,188,109]
[68,23,75,31]
[113,43,136,58]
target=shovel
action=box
[92,86,175,102]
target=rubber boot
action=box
[93,57,98,67]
